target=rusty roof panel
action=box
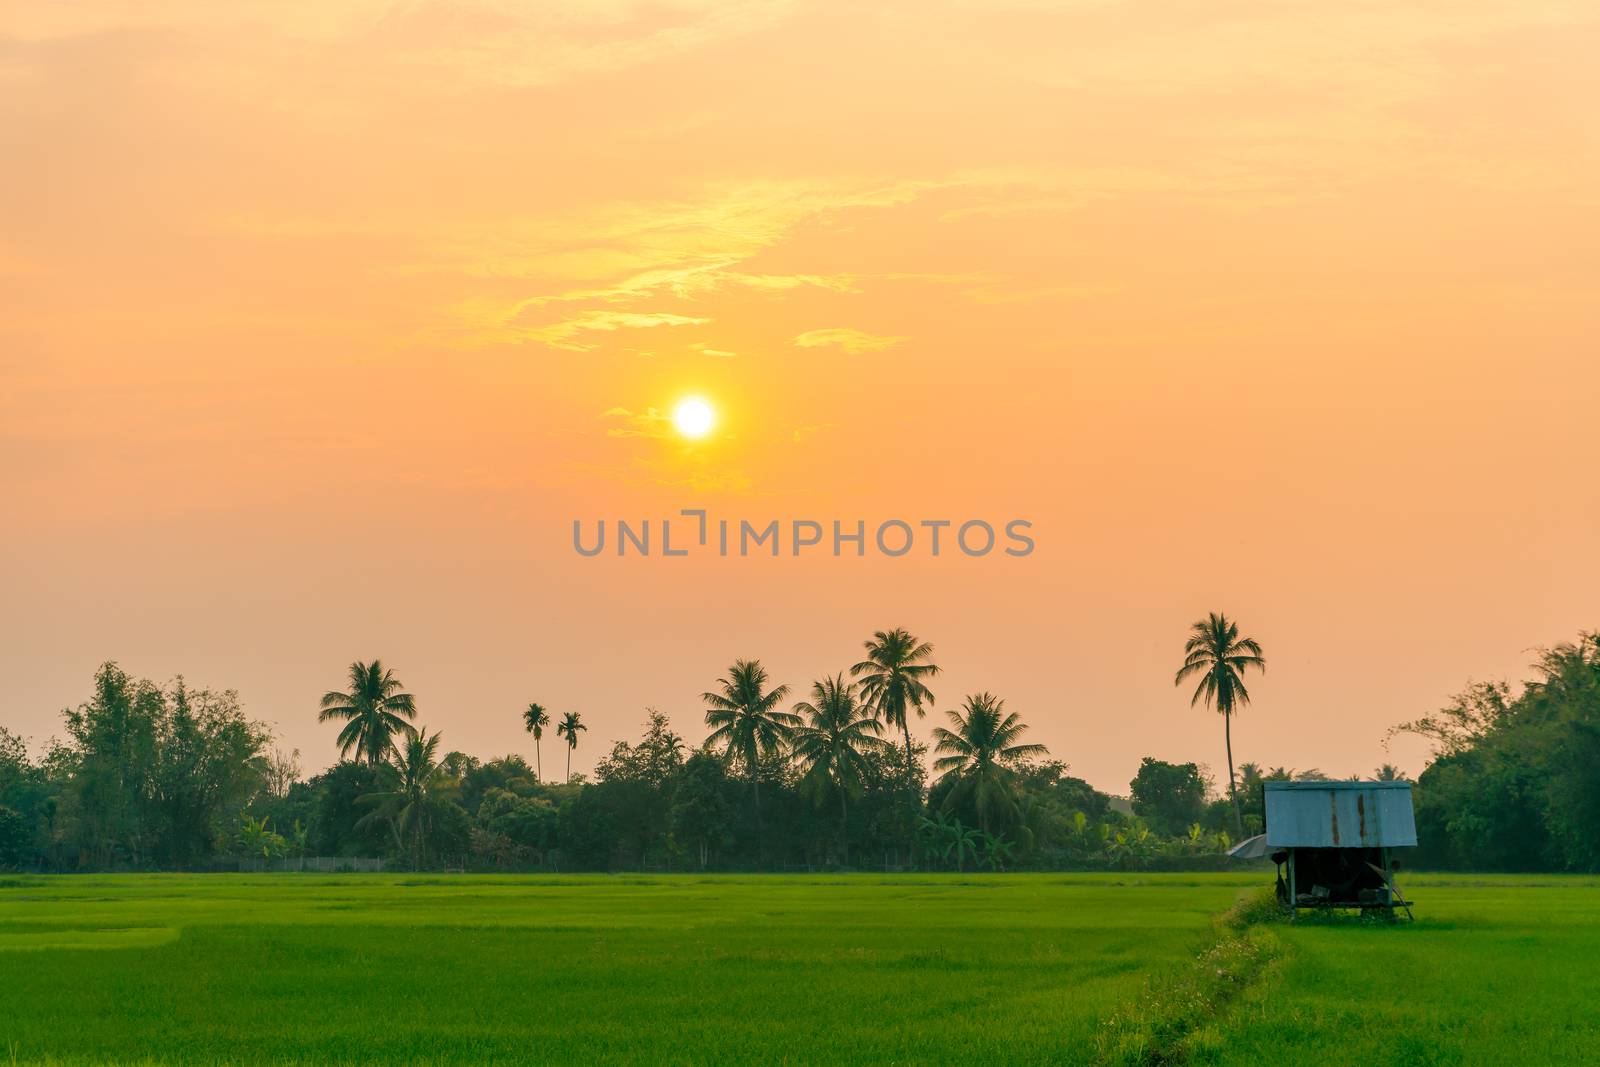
[1262,781,1417,848]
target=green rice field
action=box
[1,873,1596,1065]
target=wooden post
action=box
[1287,849,1297,921]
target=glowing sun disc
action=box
[673,396,716,439]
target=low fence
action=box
[234,856,386,873]
[5,853,1269,875]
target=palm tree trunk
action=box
[1224,711,1243,838]
[535,740,542,783]
[565,745,572,784]
[752,767,765,865]
[902,721,917,866]
[839,789,849,867]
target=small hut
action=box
[1234,780,1417,917]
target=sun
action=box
[672,396,716,439]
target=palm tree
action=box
[318,660,418,766]
[1235,760,1267,832]
[702,659,797,814]
[851,629,940,771]
[523,702,550,782]
[790,675,889,864]
[358,728,454,869]
[556,711,585,783]
[931,693,1047,836]
[1174,612,1266,838]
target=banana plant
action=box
[919,812,980,871]
[916,812,956,857]
[238,814,286,860]
[979,831,1015,872]
[1106,822,1158,870]
[943,820,980,872]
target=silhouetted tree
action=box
[556,712,586,784]
[1128,757,1207,836]
[851,629,939,772]
[931,693,1047,836]
[1174,613,1265,838]
[702,660,796,816]
[791,675,890,864]
[523,703,550,782]
[358,728,455,869]
[318,661,417,767]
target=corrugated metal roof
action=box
[1227,833,1272,860]
[1263,781,1417,848]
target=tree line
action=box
[1396,631,1600,871]
[3,621,1595,873]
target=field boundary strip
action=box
[1092,890,1287,1066]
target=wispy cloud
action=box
[526,270,860,307]
[454,310,710,351]
[419,177,940,348]
[792,328,906,354]
[2,1,801,91]
[600,405,672,438]
[437,178,935,284]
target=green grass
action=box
[1202,873,1600,1067]
[1,873,1597,1065]
[0,873,1242,1065]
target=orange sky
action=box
[3,0,1598,792]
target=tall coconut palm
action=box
[556,711,585,783]
[318,660,418,766]
[790,675,889,863]
[523,702,550,782]
[702,659,796,814]
[931,693,1047,836]
[850,629,940,772]
[1174,612,1266,838]
[357,728,453,869]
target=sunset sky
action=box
[3,0,1597,792]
